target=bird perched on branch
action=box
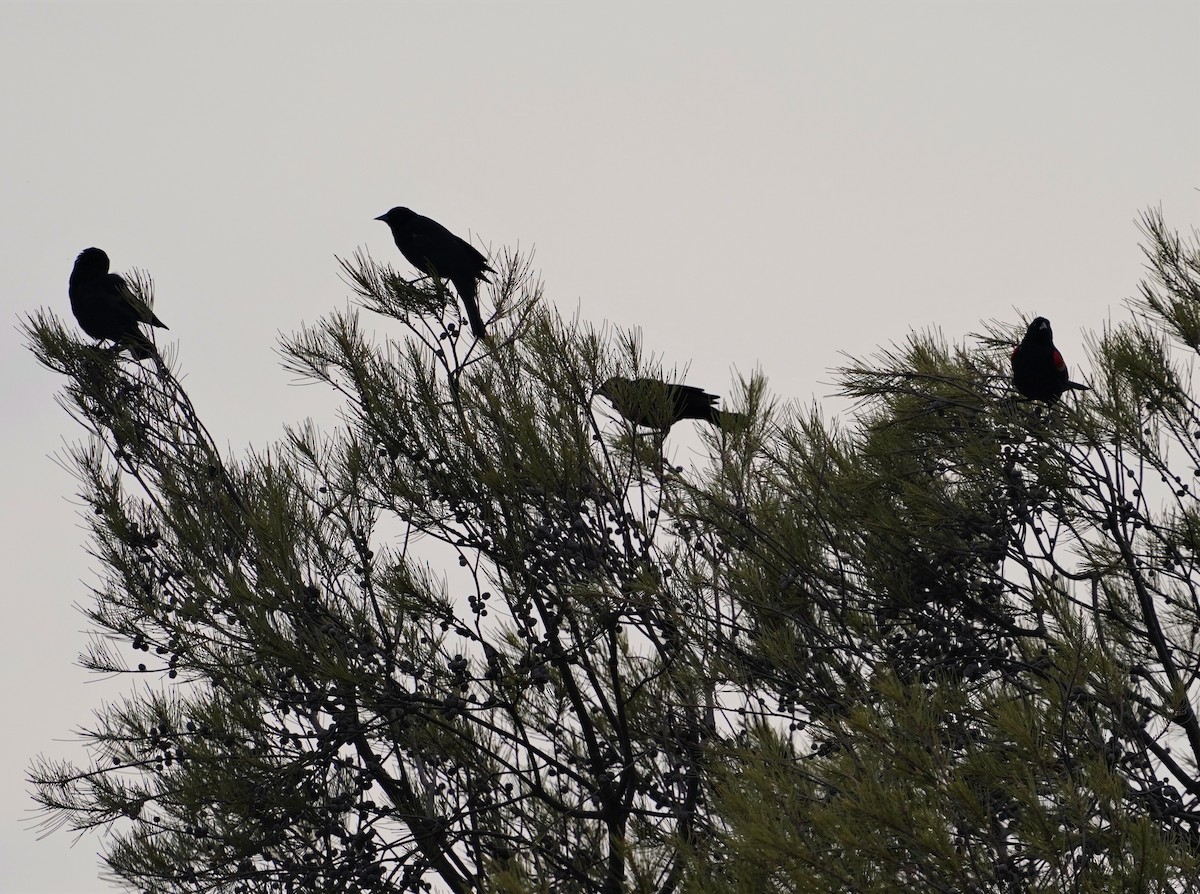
[68,247,167,360]
[597,377,747,431]
[1010,316,1089,402]
[375,206,494,339]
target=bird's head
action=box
[72,247,110,277]
[374,207,413,226]
[1026,316,1053,343]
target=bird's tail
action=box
[451,275,488,339]
[710,409,750,430]
[121,330,158,361]
[1066,381,1090,392]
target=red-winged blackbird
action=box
[68,248,168,360]
[597,377,748,431]
[1010,316,1089,402]
[375,206,495,339]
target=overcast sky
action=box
[2,2,1197,890]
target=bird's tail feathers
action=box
[450,275,489,339]
[122,330,158,361]
[1067,381,1090,392]
[464,305,488,340]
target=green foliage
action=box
[23,210,1200,894]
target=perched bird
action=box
[68,248,167,360]
[597,376,748,431]
[375,206,494,339]
[1010,316,1089,402]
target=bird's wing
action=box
[676,384,716,403]
[401,226,429,254]
[443,231,491,278]
[1052,349,1068,373]
[401,224,456,276]
[108,274,159,325]
[402,217,491,279]
[404,222,430,243]
[460,239,492,274]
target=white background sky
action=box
[1,3,1196,891]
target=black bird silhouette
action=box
[375,206,494,339]
[597,377,747,431]
[1010,316,1089,402]
[68,248,167,360]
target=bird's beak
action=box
[374,214,387,222]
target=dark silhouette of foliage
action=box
[24,209,1200,893]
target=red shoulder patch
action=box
[1053,349,1067,372]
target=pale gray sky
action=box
[2,2,1197,890]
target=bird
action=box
[374,206,495,339]
[597,377,748,431]
[68,248,168,360]
[1010,316,1089,402]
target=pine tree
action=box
[25,211,1200,894]
[677,209,1200,891]
[25,248,746,894]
